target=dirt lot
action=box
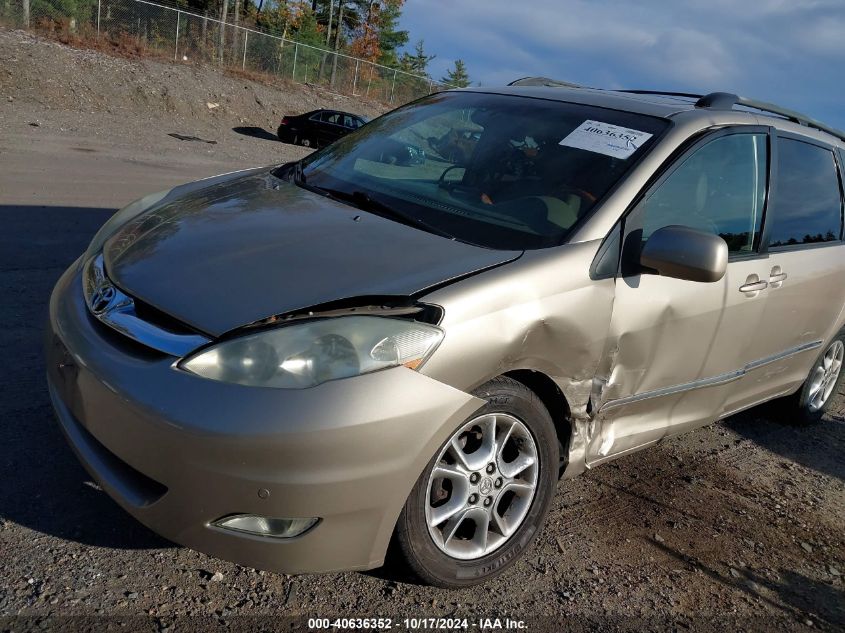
[1,28,843,633]
[0,28,383,206]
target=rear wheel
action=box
[299,137,313,148]
[395,377,558,587]
[783,335,845,424]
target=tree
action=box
[293,4,324,47]
[400,39,434,75]
[372,0,408,67]
[441,59,470,87]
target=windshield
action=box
[297,91,668,250]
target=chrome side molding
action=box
[600,340,823,412]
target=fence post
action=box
[96,0,102,37]
[390,69,397,103]
[352,59,359,96]
[242,30,248,69]
[292,43,297,81]
[428,79,433,94]
[22,0,29,27]
[174,10,180,61]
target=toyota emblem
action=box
[89,283,116,315]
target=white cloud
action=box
[401,0,845,127]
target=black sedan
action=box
[277,109,368,148]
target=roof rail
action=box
[507,76,582,88]
[617,89,704,100]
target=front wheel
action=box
[395,377,558,587]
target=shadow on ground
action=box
[0,205,171,550]
[232,126,279,142]
[653,539,844,629]
[723,403,845,482]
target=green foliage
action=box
[373,0,407,67]
[32,0,96,20]
[441,58,470,87]
[400,39,434,75]
[292,6,324,47]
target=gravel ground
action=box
[1,28,844,633]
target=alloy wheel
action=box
[424,413,539,560]
[807,340,844,412]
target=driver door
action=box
[588,128,772,464]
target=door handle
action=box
[739,279,768,293]
[769,266,787,287]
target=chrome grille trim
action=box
[82,255,211,357]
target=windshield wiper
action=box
[318,188,457,241]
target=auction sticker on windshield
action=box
[559,120,653,159]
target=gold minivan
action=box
[47,81,845,587]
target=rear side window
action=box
[321,112,341,124]
[767,138,842,247]
[641,133,767,254]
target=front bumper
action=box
[45,261,484,573]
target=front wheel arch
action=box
[503,369,573,477]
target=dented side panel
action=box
[588,257,770,464]
[420,241,611,413]
[419,240,614,475]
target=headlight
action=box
[179,316,443,388]
[84,189,171,260]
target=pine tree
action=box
[374,0,408,67]
[441,59,470,87]
[400,39,435,75]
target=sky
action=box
[398,0,845,131]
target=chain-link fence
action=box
[0,0,447,105]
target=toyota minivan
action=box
[46,80,845,587]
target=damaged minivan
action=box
[46,80,845,587]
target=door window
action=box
[641,133,767,254]
[766,138,842,248]
[321,112,341,125]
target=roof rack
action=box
[507,76,582,88]
[506,79,845,143]
[622,89,845,142]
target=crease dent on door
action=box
[585,288,726,462]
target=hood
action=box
[103,172,522,336]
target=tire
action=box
[299,137,313,148]
[783,334,845,425]
[395,376,559,587]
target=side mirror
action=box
[640,225,728,283]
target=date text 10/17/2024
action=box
[307,617,529,630]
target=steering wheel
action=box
[438,165,467,190]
